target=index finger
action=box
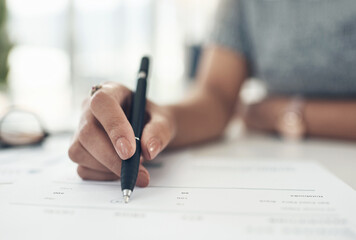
[89,83,136,160]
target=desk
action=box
[1,129,356,240]
[33,127,356,191]
[186,132,356,191]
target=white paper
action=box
[0,152,356,240]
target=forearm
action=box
[167,87,235,148]
[245,97,356,141]
[304,100,356,140]
[165,46,247,148]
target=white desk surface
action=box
[185,133,356,191]
[37,123,356,191]
[1,127,356,240]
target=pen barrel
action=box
[121,77,147,191]
[130,78,147,138]
[121,139,141,191]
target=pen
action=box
[121,56,149,203]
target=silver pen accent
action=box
[138,71,146,79]
[123,189,132,203]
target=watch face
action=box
[277,111,306,140]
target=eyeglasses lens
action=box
[0,111,45,146]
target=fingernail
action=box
[136,169,149,187]
[116,137,132,160]
[147,138,161,160]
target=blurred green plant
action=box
[0,0,12,88]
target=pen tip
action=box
[122,189,132,204]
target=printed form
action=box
[0,150,356,240]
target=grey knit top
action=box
[209,0,356,98]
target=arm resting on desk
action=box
[244,98,356,140]
[305,100,356,140]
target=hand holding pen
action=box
[68,57,176,194]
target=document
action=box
[0,151,356,240]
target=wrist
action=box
[162,105,178,147]
[275,96,307,140]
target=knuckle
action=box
[89,90,110,112]
[68,142,80,162]
[114,85,132,101]
[77,166,87,179]
[78,121,93,144]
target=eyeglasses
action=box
[0,107,49,148]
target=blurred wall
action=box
[6,0,218,131]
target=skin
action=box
[244,97,356,140]
[68,45,356,186]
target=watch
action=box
[276,97,307,140]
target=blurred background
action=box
[0,0,222,132]
[0,0,265,136]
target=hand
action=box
[68,82,176,187]
[243,97,288,132]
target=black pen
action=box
[121,56,149,203]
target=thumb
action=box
[141,115,174,161]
